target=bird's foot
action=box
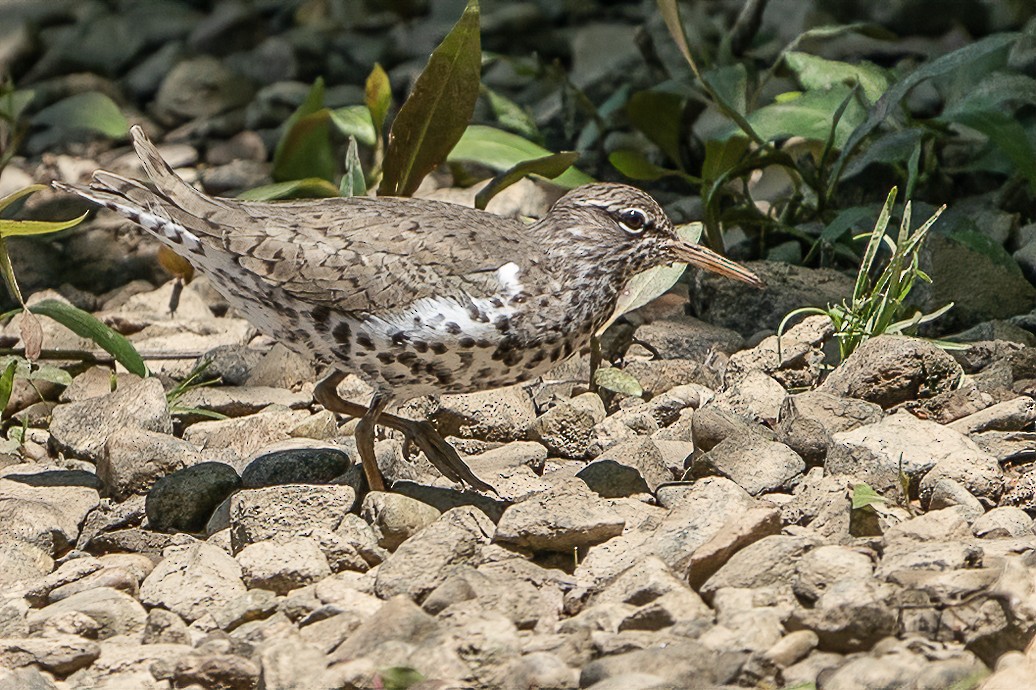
[396,419,497,495]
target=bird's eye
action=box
[617,208,649,234]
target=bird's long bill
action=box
[672,241,764,288]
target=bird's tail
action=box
[51,125,233,259]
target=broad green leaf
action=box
[448,125,592,188]
[378,0,482,196]
[28,299,147,377]
[831,32,1020,184]
[0,359,16,414]
[597,223,704,335]
[475,151,579,210]
[0,213,87,238]
[729,86,867,148]
[482,85,540,141]
[626,89,686,165]
[329,105,377,147]
[784,52,889,104]
[841,128,924,179]
[0,237,24,306]
[377,666,425,690]
[594,367,644,397]
[942,72,1036,118]
[33,92,129,139]
[942,109,1036,190]
[272,110,335,182]
[820,206,875,244]
[609,149,695,183]
[272,78,335,182]
[701,136,750,182]
[30,363,73,387]
[0,87,34,124]
[340,137,367,197]
[657,0,694,68]
[702,64,749,116]
[851,483,886,510]
[365,63,392,136]
[237,178,341,201]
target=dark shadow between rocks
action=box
[391,480,512,523]
[4,469,104,490]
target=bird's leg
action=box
[313,371,495,493]
[355,394,390,493]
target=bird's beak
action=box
[671,241,764,288]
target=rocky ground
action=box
[3,2,1036,689]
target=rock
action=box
[139,542,247,622]
[375,507,494,600]
[0,540,53,590]
[577,438,673,497]
[700,535,817,599]
[972,507,1033,538]
[330,595,440,662]
[691,260,852,336]
[146,461,242,532]
[142,608,192,645]
[529,392,606,458]
[240,444,351,487]
[762,630,819,668]
[174,385,310,420]
[780,390,884,434]
[0,635,100,675]
[237,537,331,594]
[229,484,357,552]
[49,376,171,462]
[918,447,1004,508]
[153,55,254,124]
[691,403,774,453]
[245,342,314,389]
[255,637,329,690]
[579,641,721,688]
[948,397,1036,434]
[170,653,261,690]
[195,345,266,386]
[502,652,578,690]
[62,640,193,690]
[793,545,874,604]
[834,411,1001,498]
[424,386,536,442]
[495,479,625,552]
[821,336,963,407]
[0,479,99,556]
[26,587,146,640]
[182,408,312,463]
[689,434,805,496]
[723,314,832,390]
[360,491,442,551]
[99,427,206,500]
[633,315,744,361]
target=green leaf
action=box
[784,52,890,104]
[831,32,1020,184]
[29,363,73,387]
[942,109,1036,190]
[729,86,867,148]
[237,178,341,201]
[841,128,924,180]
[851,483,886,510]
[482,85,540,142]
[475,151,579,210]
[28,299,147,377]
[597,223,703,335]
[365,63,392,136]
[329,105,377,147]
[626,89,687,165]
[0,359,17,415]
[340,137,367,197]
[594,367,644,397]
[377,666,425,690]
[0,236,24,307]
[820,206,875,244]
[657,0,695,69]
[448,125,592,188]
[701,136,750,182]
[378,0,482,196]
[33,92,129,139]
[702,64,749,116]
[0,213,88,238]
[609,149,696,183]
[272,78,335,182]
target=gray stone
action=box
[0,540,53,590]
[792,544,874,604]
[153,56,254,124]
[169,652,261,690]
[27,587,146,640]
[495,479,625,552]
[529,393,606,458]
[50,376,171,462]
[689,434,805,496]
[237,537,331,594]
[821,335,964,408]
[700,535,818,599]
[360,491,442,551]
[577,438,673,497]
[579,641,721,688]
[139,542,247,623]
[948,397,1036,435]
[691,403,774,453]
[330,595,440,662]
[240,444,351,487]
[142,608,192,645]
[229,484,356,552]
[99,427,205,500]
[633,315,743,361]
[375,507,494,600]
[255,637,329,690]
[0,635,100,675]
[723,314,833,390]
[972,506,1034,538]
[146,461,242,532]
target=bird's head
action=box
[542,183,763,288]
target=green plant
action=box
[165,361,226,421]
[604,2,1034,264]
[778,187,951,361]
[243,0,591,205]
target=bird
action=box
[54,125,763,495]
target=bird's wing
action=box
[227,195,537,314]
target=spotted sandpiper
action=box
[54,125,762,494]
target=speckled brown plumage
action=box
[54,125,761,494]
